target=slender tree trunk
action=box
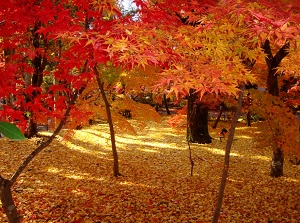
[212,87,244,223]
[262,39,289,177]
[155,104,159,112]
[187,90,211,143]
[94,66,121,177]
[163,94,171,115]
[1,94,77,223]
[212,103,225,129]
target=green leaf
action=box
[0,122,26,140]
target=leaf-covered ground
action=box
[0,118,299,222]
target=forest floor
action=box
[0,116,299,223]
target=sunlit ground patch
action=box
[249,155,271,161]
[2,120,299,222]
[201,146,242,157]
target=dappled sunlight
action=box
[129,140,179,150]
[115,132,185,150]
[1,119,300,223]
[47,167,60,173]
[37,131,54,137]
[199,143,213,148]
[63,173,86,180]
[235,126,258,130]
[71,189,86,196]
[199,144,272,162]
[249,155,271,161]
[80,128,111,138]
[283,177,300,183]
[201,146,242,157]
[67,119,188,153]
[227,178,244,183]
[47,166,107,182]
[119,181,154,188]
[138,148,159,153]
[62,140,109,155]
[61,173,107,182]
[235,135,252,139]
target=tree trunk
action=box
[163,94,171,115]
[270,148,284,177]
[26,119,38,138]
[94,66,121,177]
[246,111,251,127]
[26,21,48,138]
[212,103,225,129]
[0,176,20,223]
[212,87,244,223]
[187,90,211,144]
[262,39,289,178]
[1,94,77,223]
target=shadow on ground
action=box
[0,119,299,222]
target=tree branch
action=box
[9,93,78,185]
[212,85,244,223]
[274,42,289,67]
[262,39,273,70]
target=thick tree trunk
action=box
[267,68,279,96]
[270,148,284,177]
[246,111,251,127]
[262,39,289,178]
[95,66,121,177]
[26,119,38,138]
[187,91,211,144]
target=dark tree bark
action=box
[270,149,284,177]
[94,66,121,177]
[246,111,251,127]
[0,176,20,223]
[212,87,244,223]
[212,103,225,129]
[26,120,38,139]
[187,90,212,144]
[263,39,289,97]
[26,21,48,138]
[163,94,171,115]
[262,39,289,178]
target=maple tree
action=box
[0,0,78,221]
[0,0,130,221]
[69,0,300,221]
[126,0,300,221]
[239,0,300,177]
[145,0,300,174]
[0,0,180,221]
[0,0,69,138]
[1,0,300,222]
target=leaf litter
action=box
[0,119,299,222]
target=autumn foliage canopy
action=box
[0,0,299,159]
